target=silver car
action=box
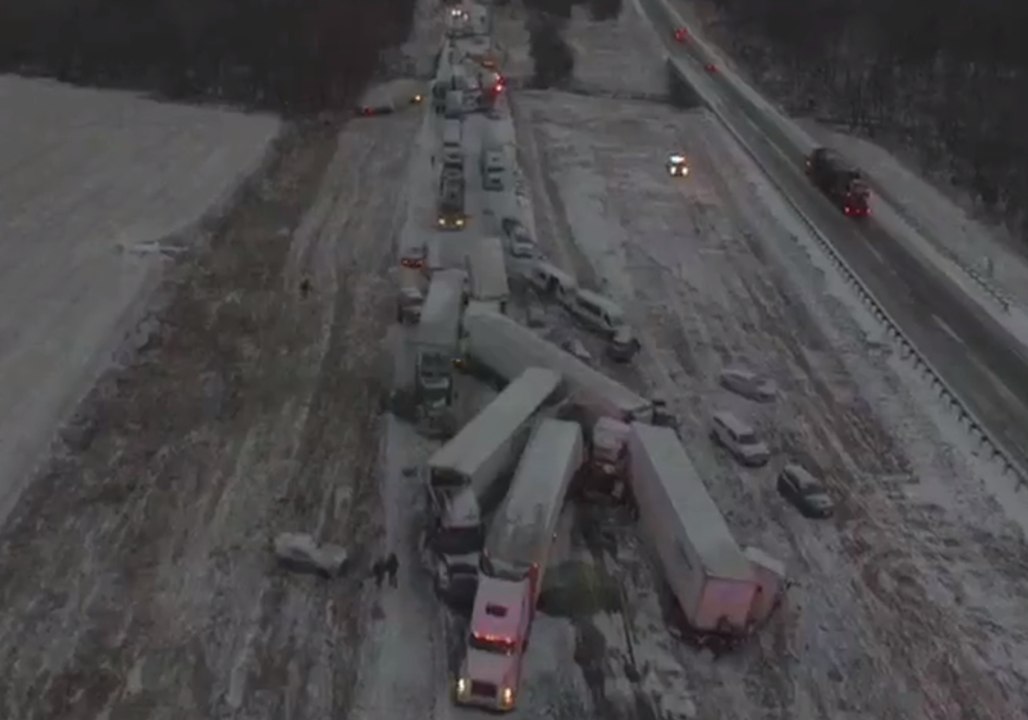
[710,410,770,467]
[777,464,834,518]
[720,367,777,402]
[500,217,537,258]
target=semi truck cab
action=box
[456,577,531,711]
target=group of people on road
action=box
[371,552,399,588]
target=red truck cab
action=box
[805,147,871,218]
[455,577,531,711]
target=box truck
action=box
[415,269,465,411]
[464,236,509,315]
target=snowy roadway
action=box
[0,77,279,522]
[501,5,1028,712]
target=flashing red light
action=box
[674,28,688,42]
[494,83,504,94]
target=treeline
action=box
[702,0,1028,240]
[0,0,418,112]
[524,0,622,87]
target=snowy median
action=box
[0,76,280,520]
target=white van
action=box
[527,261,577,304]
[442,119,463,167]
[710,411,770,467]
[567,289,626,337]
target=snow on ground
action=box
[348,416,452,720]
[564,4,667,98]
[0,101,421,719]
[0,76,279,522]
[657,0,1028,345]
[510,88,1028,720]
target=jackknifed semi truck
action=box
[425,367,562,600]
[455,418,584,711]
[461,306,674,427]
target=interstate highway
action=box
[637,0,1028,476]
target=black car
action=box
[777,464,834,518]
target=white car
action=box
[720,367,777,402]
[666,153,689,177]
[500,218,538,259]
[273,533,349,578]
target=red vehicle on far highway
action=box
[805,147,871,218]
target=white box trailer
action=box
[483,418,583,604]
[465,236,509,314]
[462,306,654,425]
[415,269,465,407]
[427,367,563,545]
[628,423,757,635]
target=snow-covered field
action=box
[0,76,279,521]
[499,3,1028,710]
[0,101,426,719]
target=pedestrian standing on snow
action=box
[370,559,385,588]
[384,552,399,587]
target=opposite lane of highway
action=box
[638,0,1028,475]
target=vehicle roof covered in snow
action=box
[630,423,753,580]
[417,269,465,347]
[428,367,562,479]
[470,575,525,638]
[463,307,651,421]
[485,419,582,575]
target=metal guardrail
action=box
[652,0,1018,316]
[661,51,1026,487]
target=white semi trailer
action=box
[464,236,509,315]
[462,306,673,426]
[628,423,758,636]
[456,418,583,711]
[415,269,465,411]
[425,367,562,595]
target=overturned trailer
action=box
[461,307,671,427]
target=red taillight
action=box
[494,83,503,94]
[475,632,511,643]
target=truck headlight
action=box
[456,678,468,697]
[501,687,514,706]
